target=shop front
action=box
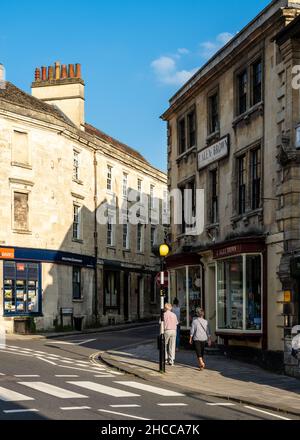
[212,238,267,348]
[0,246,95,333]
[167,253,204,330]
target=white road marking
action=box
[3,409,39,414]
[60,406,91,411]
[0,386,34,402]
[36,357,57,366]
[207,403,236,407]
[0,373,5,376]
[68,381,140,398]
[158,403,188,407]
[14,375,40,378]
[114,381,185,397]
[244,406,291,420]
[60,360,74,364]
[98,409,149,420]
[94,375,115,378]
[51,339,96,346]
[110,405,141,408]
[19,382,88,399]
[106,370,124,375]
[55,375,79,378]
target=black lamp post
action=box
[159,243,170,373]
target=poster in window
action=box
[5,302,12,311]
[28,280,37,287]
[16,291,25,300]
[4,279,13,286]
[4,289,13,299]
[17,302,24,312]
[16,280,25,286]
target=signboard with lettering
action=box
[198,135,230,170]
[0,248,15,259]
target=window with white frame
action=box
[137,179,142,202]
[150,226,157,249]
[150,185,155,209]
[137,224,143,252]
[107,215,115,247]
[73,150,80,181]
[73,204,81,240]
[107,166,113,191]
[123,173,128,198]
[123,223,130,250]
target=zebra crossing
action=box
[0,379,187,416]
[0,344,119,376]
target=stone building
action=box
[162,0,300,376]
[0,62,167,334]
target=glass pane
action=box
[246,255,262,330]
[176,268,187,328]
[188,266,202,326]
[217,256,244,330]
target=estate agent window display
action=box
[216,254,262,332]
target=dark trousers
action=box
[194,341,206,358]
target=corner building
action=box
[162,0,300,377]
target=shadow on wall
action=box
[33,190,163,333]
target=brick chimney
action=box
[31,62,85,131]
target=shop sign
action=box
[214,245,243,259]
[0,248,15,259]
[198,135,229,170]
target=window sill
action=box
[232,102,264,128]
[231,208,263,225]
[72,299,84,303]
[11,162,32,170]
[72,179,83,186]
[13,229,32,235]
[136,251,145,255]
[176,147,197,164]
[206,222,220,230]
[72,238,84,244]
[216,331,263,339]
[107,246,116,250]
[123,249,131,253]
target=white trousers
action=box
[165,330,177,364]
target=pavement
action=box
[99,341,300,417]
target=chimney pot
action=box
[75,63,81,78]
[41,66,47,81]
[54,61,60,80]
[35,68,41,81]
[61,64,67,79]
[48,66,54,81]
[68,64,75,78]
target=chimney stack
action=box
[31,61,85,131]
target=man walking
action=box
[163,303,178,366]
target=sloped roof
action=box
[0,81,76,126]
[85,123,149,165]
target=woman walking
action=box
[189,308,212,370]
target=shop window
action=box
[72,267,81,300]
[14,192,29,231]
[105,272,119,308]
[175,265,203,329]
[246,255,262,331]
[217,254,262,332]
[12,130,29,166]
[3,261,40,316]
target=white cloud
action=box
[151,55,197,86]
[200,32,234,59]
[177,48,190,55]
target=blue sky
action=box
[0,0,270,171]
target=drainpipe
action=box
[94,150,99,323]
[200,258,205,311]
